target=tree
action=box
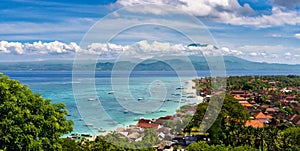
[281,127,300,149]
[0,73,73,150]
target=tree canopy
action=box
[0,73,73,150]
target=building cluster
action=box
[115,100,208,150]
[198,78,300,128]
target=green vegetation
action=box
[227,75,300,90]
[59,129,159,151]
[184,94,250,144]
[1,73,300,151]
[185,141,259,151]
[0,73,73,150]
[190,75,300,150]
[183,93,300,150]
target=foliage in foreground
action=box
[0,73,73,150]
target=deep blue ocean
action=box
[2,70,300,135]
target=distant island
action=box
[1,56,300,71]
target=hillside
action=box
[0,56,299,71]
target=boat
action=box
[124,109,128,113]
[88,98,97,101]
[107,91,114,94]
[137,98,144,101]
[79,118,84,121]
[80,133,93,138]
[98,128,106,133]
[84,123,93,127]
[187,96,196,98]
[159,110,167,112]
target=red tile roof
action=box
[137,119,160,129]
[137,123,159,129]
[239,101,253,107]
[245,120,264,128]
[255,112,269,119]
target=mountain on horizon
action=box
[0,56,299,71]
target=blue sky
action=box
[1,0,300,64]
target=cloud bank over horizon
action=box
[1,40,300,64]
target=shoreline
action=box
[88,79,203,139]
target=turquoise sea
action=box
[2,70,300,135]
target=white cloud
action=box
[222,7,300,28]
[116,0,300,28]
[220,47,243,56]
[271,34,282,37]
[249,52,258,56]
[294,33,300,39]
[0,40,222,59]
[0,41,81,55]
[234,44,300,64]
[86,40,218,57]
[284,52,292,56]
[2,40,300,64]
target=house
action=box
[286,95,296,100]
[245,120,264,128]
[254,112,272,123]
[289,114,300,125]
[234,95,247,101]
[137,119,161,129]
[230,90,245,95]
[292,106,300,112]
[266,107,279,113]
[281,88,292,93]
[268,87,277,91]
[239,101,253,108]
[127,132,140,141]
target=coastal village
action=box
[104,80,205,150]
[68,76,300,150]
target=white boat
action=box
[84,123,93,127]
[98,128,106,133]
[124,110,128,113]
[88,98,97,101]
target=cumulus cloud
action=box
[0,40,226,59]
[0,41,81,55]
[235,44,300,64]
[86,40,221,57]
[116,0,300,28]
[294,33,300,39]
[284,52,292,56]
[249,52,258,56]
[117,0,254,17]
[220,47,243,56]
[2,40,300,64]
